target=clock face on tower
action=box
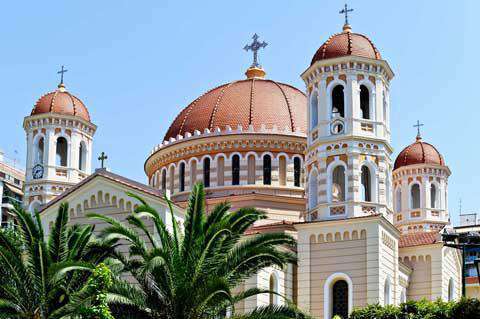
[32,164,44,179]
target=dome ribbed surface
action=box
[164,78,307,141]
[311,28,381,65]
[31,87,90,122]
[394,138,445,170]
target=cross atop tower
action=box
[339,3,354,25]
[98,152,108,169]
[244,33,268,68]
[413,120,424,140]
[57,65,68,87]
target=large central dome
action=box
[164,75,307,141]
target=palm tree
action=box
[0,203,115,319]
[89,183,310,319]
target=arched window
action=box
[56,137,68,167]
[360,85,370,119]
[190,160,197,187]
[309,170,318,210]
[247,155,256,185]
[78,142,87,171]
[217,157,225,186]
[430,184,437,208]
[332,280,349,319]
[263,155,272,185]
[361,166,372,202]
[279,156,286,186]
[395,188,402,212]
[294,157,301,187]
[269,273,278,305]
[232,155,240,185]
[179,162,185,192]
[400,289,406,304]
[161,169,167,192]
[448,278,455,301]
[203,158,210,188]
[411,184,420,209]
[169,166,175,194]
[35,137,44,165]
[310,92,319,128]
[331,165,346,202]
[384,278,391,305]
[332,85,345,118]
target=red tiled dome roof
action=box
[394,137,445,170]
[311,25,381,65]
[31,85,90,122]
[164,78,307,141]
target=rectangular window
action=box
[410,211,421,218]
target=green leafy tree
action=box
[77,263,115,319]
[89,183,311,319]
[0,203,115,319]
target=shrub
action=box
[349,298,480,319]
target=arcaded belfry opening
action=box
[332,85,345,118]
[56,137,68,167]
[332,165,346,202]
[360,85,370,119]
[78,142,87,171]
[360,166,372,202]
[35,137,44,165]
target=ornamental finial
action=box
[413,120,424,141]
[244,34,268,78]
[339,3,354,32]
[57,65,68,89]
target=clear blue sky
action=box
[0,1,475,225]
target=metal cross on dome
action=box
[98,152,108,169]
[339,3,354,25]
[244,33,268,68]
[413,120,424,139]
[57,65,68,85]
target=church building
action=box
[32,12,462,319]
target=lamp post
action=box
[441,230,480,297]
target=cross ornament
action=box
[339,3,354,25]
[98,152,108,169]
[57,65,68,85]
[244,33,268,68]
[413,120,424,140]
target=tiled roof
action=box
[163,78,307,141]
[39,169,165,213]
[311,25,381,65]
[399,231,440,248]
[394,137,445,170]
[31,85,90,122]
[244,220,295,235]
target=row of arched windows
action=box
[156,154,303,194]
[310,83,375,129]
[394,183,442,212]
[309,163,377,210]
[34,136,87,171]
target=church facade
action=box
[32,19,461,319]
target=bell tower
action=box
[301,21,394,222]
[23,69,96,212]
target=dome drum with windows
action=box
[145,35,308,217]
